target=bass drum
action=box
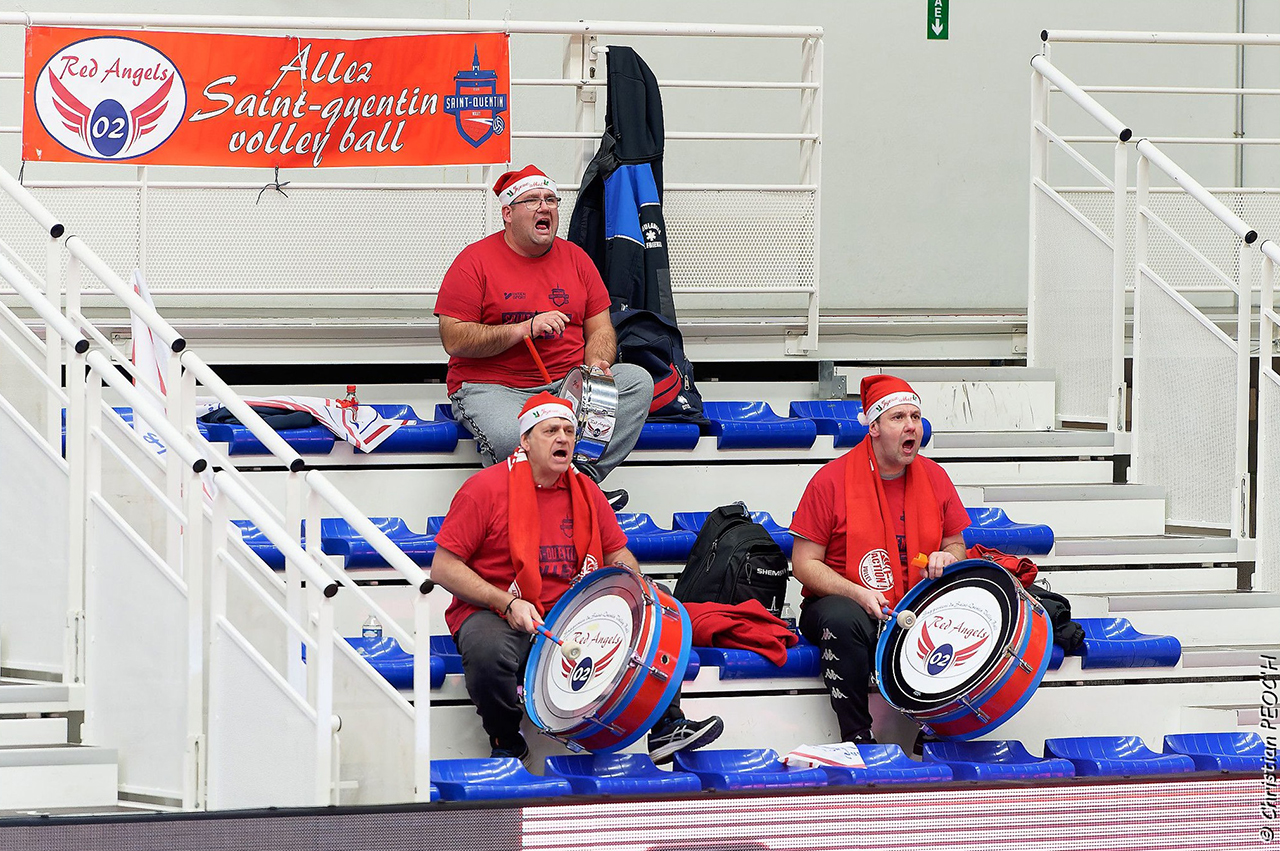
[560,365,618,464]
[523,565,691,753]
[875,559,1051,740]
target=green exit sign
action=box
[928,0,948,39]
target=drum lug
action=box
[1002,646,1034,674]
[583,713,625,736]
[959,697,991,723]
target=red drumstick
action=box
[524,336,553,385]
[534,623,582,660]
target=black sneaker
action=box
[648,715,724,764]
[490,735,530,762]
[849,731,877,746]
[604,488,629,512]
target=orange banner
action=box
[23,27,511,168]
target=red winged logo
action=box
[560,640,622,678]
[47,70,175,157]
[916,620,988,676]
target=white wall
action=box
[0,0,1268,314]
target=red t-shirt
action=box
[433,463,629,635]
[790,453,970,597]
[434,233,613,395]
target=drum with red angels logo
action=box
[523,565,691,752]
[874,559,1052,740]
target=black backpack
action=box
[673,503,790,617]
[612,306,709,425]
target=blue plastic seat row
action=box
[963,507,1054,555]
[1045,618,1181,671]
[432,732,1265,799]
[234,516,442,569]
[206,403,460,455]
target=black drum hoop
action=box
[876,565,1020,712]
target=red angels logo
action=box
[33,36,186,160]
[858,548,895,591]
[915,619,989,676]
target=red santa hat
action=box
[857,375,922,426]
[493,165,557,207]
[518,391,575,435]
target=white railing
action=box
[1030,41,1260,539]
[0,165,437,808]
[0,14,824,352]
[1257,242,1280,589]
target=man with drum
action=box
[435,164,653,511]
[790,375,970,746]
[432,392,723,763]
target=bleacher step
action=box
[1037,564,1237,595]
[1047,535,1240,561]
[0,743,118,809]
[925,429,1118,458]
[0,717,68,747]
[1072,592,1280,647]
[834,366,1057,431]
[0,680,73,715]
[963,483,1166,538]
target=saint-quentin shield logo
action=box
[443,46,508,148]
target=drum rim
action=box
[918,610,1053,741]
[523,566,646,732]
[875,560,1021,711]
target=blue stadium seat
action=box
[1163,733,1265,771]
[695,642,819,679]
[544,754,702,794]
[617,513,698,562]
[426,515,446,535]
[1044,736,1196,777]
[672,510,793,554]
[62,407,213,456]
[233,520,289,569]
[434,404,474,439]
[701,402,818,449]
[672,748,827,791]
[429,784,439,802]
[200,419,336,455]
[635,421,702,450]
[363,404,460,453]
[1077,618,1181,669]
[1048,642,1065,670]
[344,635,445,689]
[963,507,1055,556]
[430,758,573,800]
[429,635,464,675]
[820,744,953,785]
[788,400,933,449]
[318,517,436,567]
[923,740,1075,780]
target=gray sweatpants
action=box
[450,363,654,480]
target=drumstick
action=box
[534,623,582,660]
[881,606,918,629]
[523,336,553,385]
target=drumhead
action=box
[524,567,647,734]
[875,560,1019,712]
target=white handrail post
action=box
[1130,153,1151,481]
[314,588,337,805]
[43,235,62,449]
[287,475,315,696]
[164,347,186,571]
[570,32,599,181]
[182,452,207,811]
[413,583,432,801]
[798,34,822,354]
[64,345,90,685]
[1111,140,1129,432]
[1027,63,1050,372]
[1236,240,1253,539]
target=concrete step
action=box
[925,429,1118,459]
[1043,535,1243,566]
[1072,591,1280,646]
[834,366,1058,431]
[0,717,68,747]
[0,743,118,810]
[1037,564,1238,595]
[965,483,1166,537]
[0,680,74,715]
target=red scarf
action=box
[843,436,942,606]
[506,450,603,615]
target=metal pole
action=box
[1027,64,1050,373]
[1236,240,1253,539]
[1111,141,1129,432]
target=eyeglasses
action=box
[510,195,562,211]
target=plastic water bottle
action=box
[781,603,799,633]
[362,614,383,640]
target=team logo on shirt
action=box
[560,518,574,537]
[858,548,895,591]
[550,287,569,307]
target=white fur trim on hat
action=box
[518,399,574,434]
[857,391,922,426]
[498,174,557,207]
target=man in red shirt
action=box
[435,165,654,510]
[790,375,970,745]
[433,393,721,762]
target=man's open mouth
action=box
[552,447,570,460]
[534,215,552,233]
